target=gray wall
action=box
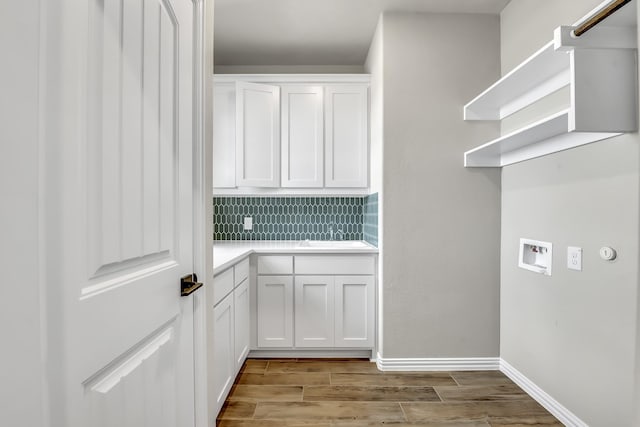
[500,1,640,425]
[379,12,501,358]
[365,16,385,353]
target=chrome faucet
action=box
[329,222,344,241]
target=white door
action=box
[257,276,294,347]
[295,276,335,347]
[234,279,251,371]
[236,81,281,187]
[41,0,200,425]
[281,85,324,188]
[213,293,235,414]
[325,85,369,188]
[335,276,375,347]
[213,83,237,188]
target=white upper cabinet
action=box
[281,85,324,188]
[236,81,281,187]
[213,75,370,192]
[213,83,236,188]
[324,85,369,187]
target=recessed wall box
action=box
[518,238,553,276]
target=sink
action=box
[298,240,370,249]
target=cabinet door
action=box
[234,279,250,372]
[236,81,280,187]
[325,85,368,188]
[294,276,334,347]
[257,276,293,347]
[212,293,235,414]
[213,83,236,188]
[334,276,374,348]
[281,85,323,188]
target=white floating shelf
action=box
[464,42,571,121]
[463,0,638,168]
[464,110,621,167]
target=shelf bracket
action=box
[554,25,637,51]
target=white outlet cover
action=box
[243,217,253,230]
[567,246,582,271]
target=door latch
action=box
[180,273,203,297]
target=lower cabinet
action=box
[256,275,294,347]
[256,255,376,350]
[295,276,334,347]
[334,276,375,347]
[212,257,250,415]
[212,293,234,413]
[294,275,374,348]
[233,279,250,370]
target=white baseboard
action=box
[248,349,373,359]
[500,358,587,427]
[376,354,500,371]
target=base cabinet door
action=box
[334,276,374,348]
[257,276,294,347]
[294,276,334,347]
[234,279,250,371]
[213,293,235,413]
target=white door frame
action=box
[193,0,215,426]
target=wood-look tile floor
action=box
[217,359,562,427]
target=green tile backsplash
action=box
[363,193,378,247]
[214,196,367,241]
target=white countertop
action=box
[213,240,378,275]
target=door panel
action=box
[325,85,368,188]
[45,0,198,425]
[257,276,293,347]
[234,279,250,371]
[295,276,335,347]
[281,85,324,188]
[236,81,280,187]
[213,83,237,188]
[213,293,235,414]
[334,276,374,347]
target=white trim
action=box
[249,349,373,359]
[375,354,500,371]
[214,74,371,84]
[500,359,588,427]
[191,0,212,426]
[213,188,371,196]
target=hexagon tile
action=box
[213,196,377,245]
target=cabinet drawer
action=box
[213,267,234,306]
[257,255,293,274]
[234,257,249,286]
[295,255,374,275]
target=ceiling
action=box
[214,0,511,66]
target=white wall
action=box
[378,12,501,358]
[0,2,46,427]
[500,1,640,425]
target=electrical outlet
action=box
[567,246,582,271]
[243,217,253,231]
